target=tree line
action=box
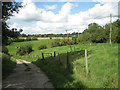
[20,32,81,38]
[77,20,120,43]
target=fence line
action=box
[41,48,89,72]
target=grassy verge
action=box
[2,53,17,79]
[72,44,118,88]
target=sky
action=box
[7,0,119,34]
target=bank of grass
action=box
[72,44,118,88]
[32,43,118,88]
[7,40,118,88]
[2,53,17,79]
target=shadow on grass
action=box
[32,50,92,88]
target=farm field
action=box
[7,39,118,88]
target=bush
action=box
[16,44,33,55]
[49,37,52,39]
[68,40,74,45]
[72,36,78,44]
[38,45,47,50]
[2,46,9,55]
[51,39,61,47]
[26,37,32,41]
[59,39,68,46]
[32,37,38,40]
[51,39,75,47]
[13,38,25,42]
[2,53,16,79]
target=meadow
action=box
[7,39,118,88]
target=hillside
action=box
[7,40,118,88]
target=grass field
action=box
[7,39,118,88]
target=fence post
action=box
[42,53,44,60]
[67,52,69,69]
[54,51,56,60]
[54,51,56,57]
[85,49,88,74]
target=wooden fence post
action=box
[67,52,69,69]
[85,49,88,74]
[54,51,56,57]
[42,53,44,60]
[54,51,56,60]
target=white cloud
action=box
[10,2,73,23]
[92,0,119,3]
[11,0,41,21]
[8,0,118,34]
[45,5,57,10]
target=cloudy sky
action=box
[7,0,119,34]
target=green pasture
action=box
[7,39,118,88]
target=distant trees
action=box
[19,32,80,38]
[78,19,120,43]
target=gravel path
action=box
[2,59,54,89]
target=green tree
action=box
[85,23,102,33]
[2,1,22,45]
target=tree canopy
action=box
[78,19,120,43]
[2,1,22,45]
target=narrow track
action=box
[2,59,54,89]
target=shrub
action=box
[72,36,78,44]
[2,53,16,79]
[68,40,74,45]
[51,39,60,47]
[32,37,38,40]
[51,42,58,47]
[26,37,32,41]
[49,37,52,39]
[2,46,9,55]
[13,38,25,42]
[59,39,68,46]
[38,45,47,50]
[51,39,74,47]
[16,44,33,55]
[2,53,11,64]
